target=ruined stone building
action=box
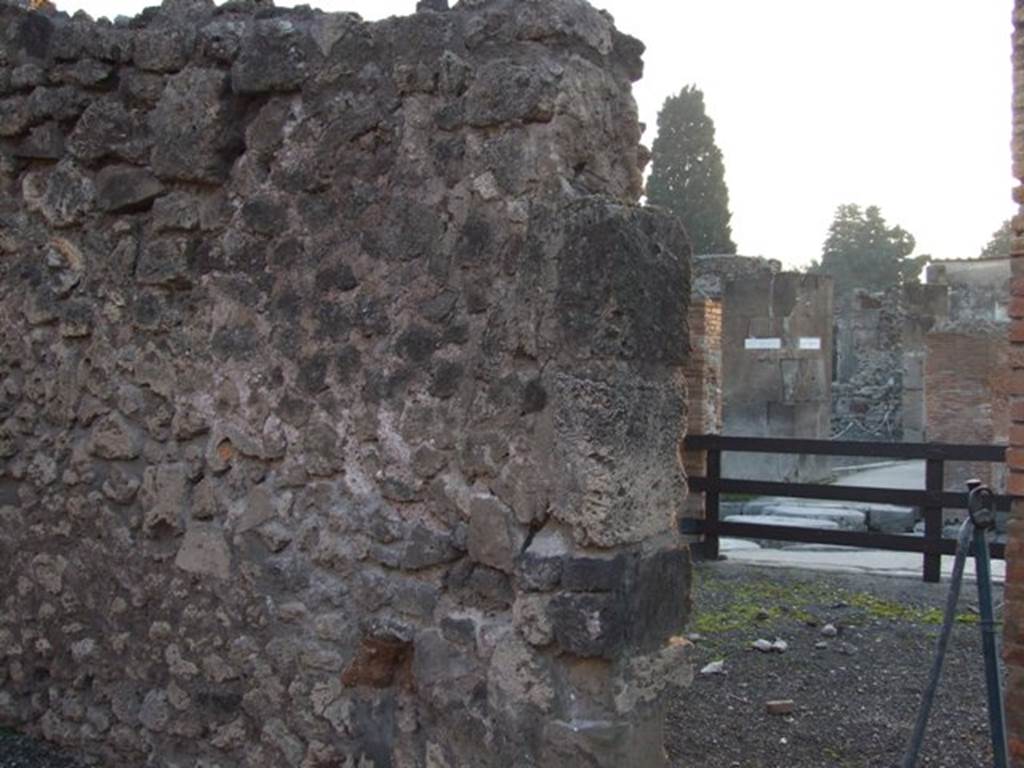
[924,257,1011,490]
[692,255,833,481]
[0,0,695,765]
[829,257,1011,488]
[832,284,948,443]
[928,255,1011,324]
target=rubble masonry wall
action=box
[0,1,694,765]
[1005,5,1024,762]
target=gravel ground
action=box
[0,729,85,768]
[1,560,1005,768]
[667,560,1004,768]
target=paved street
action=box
[719,459,1006,583]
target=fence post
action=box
[703,447,721,561]
[923,457,944,583]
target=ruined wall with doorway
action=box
[0,1,694,765]
[693,257,833,482]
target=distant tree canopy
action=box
[647,85,736,255]
[812,204,925,302]
[978,218,1013,259]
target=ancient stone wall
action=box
[0,1,694,765]
[832,289,905,441]
[832,285,949,443]
[900,283,950,442]
[692,257,833,479]
[1005,5,1024,762]
[718,269,833,482]
[927,257,1011,325]
[691,253,779,301]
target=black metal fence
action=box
[681,435,1010,582]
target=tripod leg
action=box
[974,527,1009,768]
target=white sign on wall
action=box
[744,337,782,350]
[798,337,822,350]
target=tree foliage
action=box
[815,204,925,302]
[646,85,736,255]
[978,218,1012,259]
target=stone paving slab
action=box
[718,539,1006,583]
[726,503,866,530]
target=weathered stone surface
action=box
[540,716,669,768]
[513,594,554,646]
[467,493,526,574]
[11,120,63,158]
[28,85,89,122]
[0,95,31,136]
[548,592,626,659]
[150,68,239,182]
[66,99,148,164]
[398,523,460,570]
[136,237,193,288]
[30,553,66,595]
[548,371,686,548]
[562,553,627,592]
[51,58,113,88]
[102,466,141,505]
[174,524,231,580]
[487,629,555,715]
[95,165,164,213]
[140,463,188,536]
[0,1,691,765]
[613,636,692,714]
[138,689,170,733]
[88,413,141,460]
[626,548,691,652]
[232,19,312,94]
[517,522,571,592]
[25,159,94,227]
[465,61,556,127]
[342,633,413,689]
[133,27,195,73]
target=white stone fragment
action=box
[700,660,726,676]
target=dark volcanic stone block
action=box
[95,165,164,213]
[548,592,626,659]
[626,548,690,652]
[561,554,627,593]
[150,68,240,182]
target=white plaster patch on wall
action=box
[744,337,781,350]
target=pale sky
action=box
[63,0,1016,270]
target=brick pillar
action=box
[682,298,723,529]
[1006,3,1024,762]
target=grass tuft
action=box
[692,570,980,648]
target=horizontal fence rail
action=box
[682,435,1010,583]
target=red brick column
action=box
[926,330,1010,492]
[1006,4,1024,762]
[682,298,723,524]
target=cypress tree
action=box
[647,85,736,255]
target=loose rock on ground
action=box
[667,561,1002,767]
